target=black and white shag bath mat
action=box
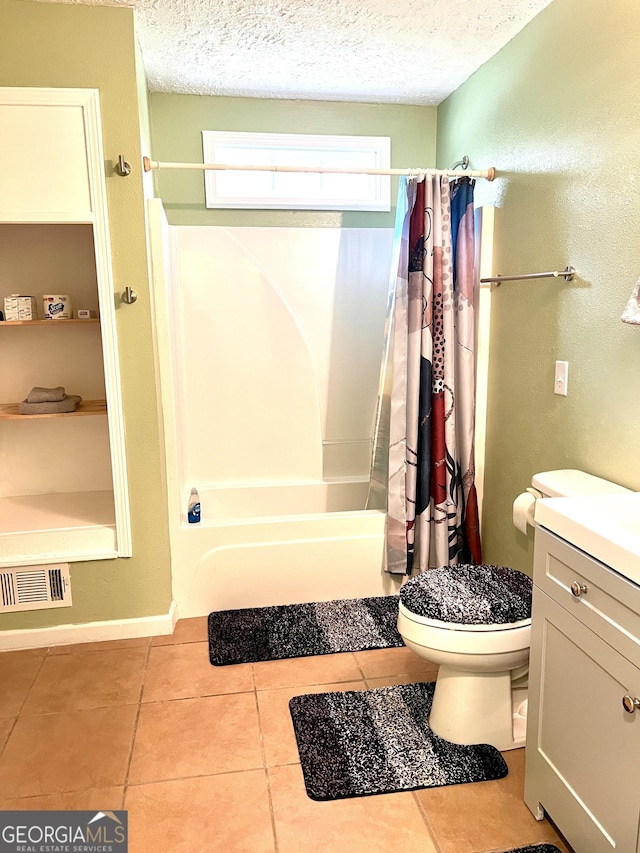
[289,681,508,800]
[500,847,562,853]
[208,595,403,665]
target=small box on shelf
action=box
[4,294,38,321]
[76,309,97,319]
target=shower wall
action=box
[169,225,394,488]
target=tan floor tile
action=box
[0,718,14,754]
[354,646,438,680]
[253,652,363,690]
[49,637,150,655]
[0,649,45,717]
[269,763,438,852]
[21,647,147,715]
[151,616,208,646]
[0,787,124,811]
[129,694,262,784]
[126,771,275,852]
[0,706,137,798]
[258,681,364,767]
[414,747,570,853]
[142,641,253,702]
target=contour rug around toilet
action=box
[397,469,632,752]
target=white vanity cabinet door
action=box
[525,586,640,853]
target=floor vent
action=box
[0,564,72,613]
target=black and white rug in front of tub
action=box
[208,595,403,665]
[288,681,508,801]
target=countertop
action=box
[534,492,640,586]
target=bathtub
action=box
[172,479,398,618]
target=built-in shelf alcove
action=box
[0,225,116,565]
[0,86,131,571]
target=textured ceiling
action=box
[49,0,553,105]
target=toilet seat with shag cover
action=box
[399,563,533,631]
[397,563,533,751]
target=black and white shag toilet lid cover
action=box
[399,563,533,626]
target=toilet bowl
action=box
[397,563,532,752]
[396,469,634,752]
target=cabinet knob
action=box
[570,581,588,598]
[622,695,640,714]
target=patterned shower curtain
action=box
[367,174,482,575]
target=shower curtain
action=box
[367,175,482,575]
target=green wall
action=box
[149,93,437,227]
[436,0,640,573]
[0,0,172,630]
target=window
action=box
[202,131,391,211]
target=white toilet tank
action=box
[513,469,631,534]
[531,469,632,499]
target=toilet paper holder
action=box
[512,487,543,534]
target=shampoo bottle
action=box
[187,487,201,524]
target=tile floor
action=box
[0,617,575,853]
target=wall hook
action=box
[115,155,132,177]
[122,287,138,304]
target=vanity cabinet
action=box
[525,527,640,852]
[0,87,131,570]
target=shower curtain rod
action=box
[142,156,496,181]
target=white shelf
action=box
[0,400,107,419]
[0,490,117,567]
[0,319,100,326]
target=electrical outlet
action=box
[554,360,569,396]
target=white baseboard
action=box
[0,600,179,651]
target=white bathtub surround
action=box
[174,483,396,617]
[147,200,398,617]
[170,224,393,485]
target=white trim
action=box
[83,89,132,557]
[202,130,391,211]
[0,212,93,224]
[474,205,495,526]
[146,199,183,606]
[0,550,118,570]
[0,87,132,560]
[0,600,178,651]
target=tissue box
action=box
[4,295,38,321]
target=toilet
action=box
[396,469,632,752]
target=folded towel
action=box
[26,386,67,403]
[621,277,640,325]
[19,395,82,415]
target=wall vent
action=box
[0,564,72,613]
